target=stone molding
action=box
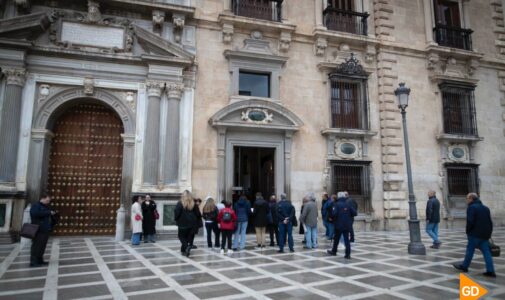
[146,81,164,98]
[0,11,50,40]
[499,71,505,136]
[166,83,184,99]
[3,68,26,86]
[30,128,54,143]
[490,0,505,56]
[373,0,395,41]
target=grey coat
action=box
[300,200,318,227]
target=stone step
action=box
[0,233,13,245]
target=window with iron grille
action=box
[440,83,477,136]
[432,0,472,50]
[446,164,479,196]
[331,161,371,213]
[330,80,368,129]
[323,0,369,36]
[232,0,283,22]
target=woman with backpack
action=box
[217,200,237,255]
[202,196,220,249]
[174,190,200,257]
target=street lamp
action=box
[395,82,426,255]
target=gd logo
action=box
[460,273,488,300]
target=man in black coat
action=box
[344,191,357,243]
[453,193,496,277]
[327,192,356,259]
[425,191,441,249]
[30,194,56,267]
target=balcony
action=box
[232,0,282,22]
[434,24,473,51]
[323,7,369,36]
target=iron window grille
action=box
[331,161,372,214]
[232,0,283,22]
[323,0,369,36]
[445,163,479,212]
[330,79,368,130]
[440,83,478,136]
[433,0,473,51]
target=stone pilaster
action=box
[120,134,135,230]
[373,0,395,42]
[142,81,163,186]
[284,132,293,199]
[163,83,184,185]
[216,127,226,203]
[490,0,505,56]
[0,68,26,183]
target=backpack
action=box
[222,211,232,222]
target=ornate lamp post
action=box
[395,82,426,255]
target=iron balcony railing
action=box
[433,24,473,51]
[323,7,369,36]
[232,0,282,22]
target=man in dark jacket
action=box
[30,194,56,267]
[425,191,441,249]
[453,193,496,277]
[268,195,279,246]
[327,192,356,259]
[321,192,329,239]
[344,191,358,243]
[277,193,295,253]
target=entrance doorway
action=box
[233,146,275,202]
[47,103,124,235]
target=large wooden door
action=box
[48,103,123,235]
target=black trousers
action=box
[178,227,193,252]
[221,230,233,250]
[31,231,50,264]
[205,222,220,247]
[268,224,279,246]
[349,221,355,242]
[332,229,351,257]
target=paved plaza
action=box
[0,228,504,300]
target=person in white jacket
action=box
[131,196,143,245]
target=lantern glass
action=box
[395,82,410,109]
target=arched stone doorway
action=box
[47,102,124,235]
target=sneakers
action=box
[453,264,468,272]
[326,250,336,256]
[344,255,351,259]
[228,249,234,255]
[483,272,496,278]
[220,249,225,255]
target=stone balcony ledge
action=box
[218,13,296,35]
[321,128,377,139]
[436,133,483,143]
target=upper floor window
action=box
[329,54,369,130]
[239,71,270,98]
[433,0,472,50]
[440,83,477,136]
[323,0,369,36]
[232,0,283,22]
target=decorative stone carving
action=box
[467,58,479,76]
[146,81,164,98]
[38,84,51,103]
[447,144,469,163]
[166,83,185,99]
[87,0,102,23]
[83,77,94,95]
[3,68,26,86]
[172,13,185,43]
[125,92,136,112]
[315,37,327,57]
[279,31,292,52]
[334,139,362,159]
[426,52,440,71]
[365,44,376,64]
[222,23,234,44]
[152,10,165,33]
[330,53,367,77]
[239,31,276,55]
[241,108,274,124]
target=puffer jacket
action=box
[234,198,251,222]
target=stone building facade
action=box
[0,0,504,241]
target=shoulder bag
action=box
[20,223,39,239]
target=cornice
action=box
[104,0,195,16]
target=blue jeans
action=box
[305,225,318,248]
[144,234,156,242]
[462,236,495,273]
[131,233,141,245]
[278,222,293,251]
[426,222,440,244]
[327,223,335,240]
[323,219,329,238]
[233,221,248,250]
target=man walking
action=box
[425,191,441,249]
[327,192,356,259]
[453,193,496,277]
[300,193,318,249]
[30,194,56,267]
[277,193,295,253]
[344,191,357,243]
[321,192,329,240]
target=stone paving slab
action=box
[0,228,504,299]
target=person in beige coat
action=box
[131,196,143,245]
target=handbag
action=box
[490,239,500,257]
[135,214,141,221]
[20,223,39,239]
[154,209,160,220]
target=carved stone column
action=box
[216,127,226,203]
[164,83,184,185]
[27,129,54,204]
[284,132,293,199]
[143,81,163,186]
[423,0,435,45]
[0,68,26,183]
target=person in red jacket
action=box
[217,200,237,255]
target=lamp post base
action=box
[407,219,426,255]
[408,241,427,255]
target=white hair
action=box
[280,193,287,200]
[337,191,346,198]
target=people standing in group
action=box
[277,193,295,253]
[233,195,251,251]
[321,192,329,240]
[131,196,143,246]
[425,190,441,249]
[268,194,279,247]
[141,195,157,243]
[188,198,203,249]
[453,193,496,277]
[344,191,357,243]
[174,190,200,257]
[218,200,237,255]
[202,196,220,249]
[327,192,356,259]
[252,193,270,249]
[323,194,336,241]
[30,194,56,267]
[300,193,318,249]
